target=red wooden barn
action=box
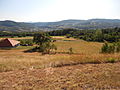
[0,38,20,47]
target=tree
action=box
[101,41,119,54]
[33,32,51,45]
[33,32,57,54]
[101,42,109,53]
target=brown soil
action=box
[0,63,120,90]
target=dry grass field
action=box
[0,36,120,89]
[54,40,103,54]
[0,36,33,40]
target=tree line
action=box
[0,31,36,37]
[48,27,120,42]
[1,27,120,43]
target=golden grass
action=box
[0,36,120,89]
[54,40,103,54]
[0,37,33,40]
[51,36,76,41]
[0,40,119,72]
[51,53,120,67]
[0,49,70,72]
[51,36,65,38]
[0,62,120,89]
[0,36,65,40]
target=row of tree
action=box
[0,27,120,43]
[0,31,37,37]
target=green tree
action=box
[101,42,109,53]
[116,42,120,52]
[33,32,57,54]
[101,42,116,53]
[33,32,51,45]
[107,44,115,53]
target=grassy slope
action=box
[0,39,120,71]
[0,36,120,89]
[54,40,103,54]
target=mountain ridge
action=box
[0,19,120,32]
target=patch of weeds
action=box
[106,58,116,63]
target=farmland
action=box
[0,36,120,89]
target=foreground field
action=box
[0,63,120,89]
[0,39,120,89]
[0,40,120,72]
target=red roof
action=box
[0,38,20,47]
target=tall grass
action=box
[54,40,103,54]
[0,40,119,72]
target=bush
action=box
[116,42,120,52]
[106,58,116,63]
[68,47,73,54]
[101,41,120,54]
[19,39,34,46]
[101,42,109,53]
[66,34,71,38]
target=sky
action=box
[0,0,120,22]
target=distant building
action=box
[0,38,20,47]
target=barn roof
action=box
[0,38,20,47]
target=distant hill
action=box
[0,20,39,32]
[33,19,120,30]
[0,19,120,32]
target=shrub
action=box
[19,39,34,46]
[116,42,120,52]
[101,42,109,53]
[101,41,120,54]
[68,47,73,54]
[66,34,71,38]
[106,58,116,63]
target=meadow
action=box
[0,36,119,72]
[0,36,120,89]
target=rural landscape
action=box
[0,21,120,89]
[0,0,120,90]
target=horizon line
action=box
[0,18,120,23]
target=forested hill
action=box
[0,20,40,32]
[0,19,120,32]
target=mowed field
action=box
[0,36,120,89]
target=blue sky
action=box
[0,0,120,22]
